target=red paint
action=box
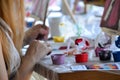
[75,38,83,45]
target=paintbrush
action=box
[36,0,49,40]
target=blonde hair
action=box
[0,0,25,74]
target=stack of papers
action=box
[70,63,120,71]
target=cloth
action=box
[0,18,21,77]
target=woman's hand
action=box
[25,40,51,63]
[23,24,49,46]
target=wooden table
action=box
[34,52,120,80]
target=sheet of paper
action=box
[71,65,87,71]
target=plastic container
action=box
[75,52,88,63]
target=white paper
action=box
[71,65,87,71]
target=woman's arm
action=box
[14,40,51,80]
[0,38,8,80]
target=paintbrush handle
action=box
[36,0,49,40]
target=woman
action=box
[0,0,51,80]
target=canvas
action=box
[100,0,120,34]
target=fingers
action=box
[28,40,51,56]
[34,24,48,30]
[39,28,48,34]
[34,24,49,40]
[26,24,49,41]
[37,27,48,40]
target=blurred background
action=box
[24,0,105,41]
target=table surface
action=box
[34,48,120,80]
